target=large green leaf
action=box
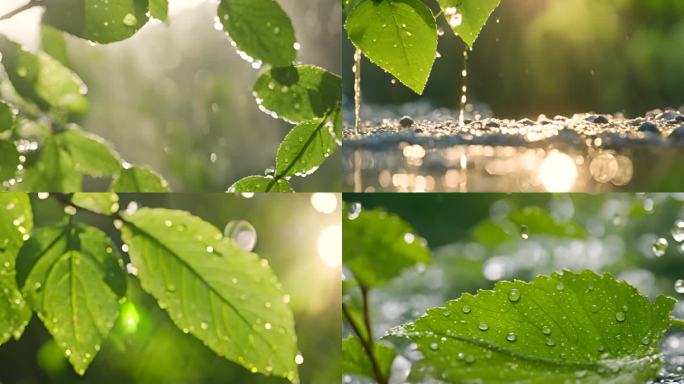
[149,0,169,21]
[0,36,88,113]
[275,117,336,178]
[253,65,341,124]
[120,208,300,382]
[0,140,20,182]
[437,0,501,49]
[472,207,587,247]
[343,206,430,288]
[110,166,169,192]
[71,193,119,215]
[0,101,16,133]
[391,270,676,383]
[218,0,297,67]
[0,193,32,347]
[345,0,437,94]
[342,337,396,381]
[41,25,71,67]
[21,129,122,191]
[42,0,150,44]
[228,176,293,193]
[16,224,126,375]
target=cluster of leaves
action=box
[223,0,342,192]
[342,203,682,384]
[0,193,301,383]
[343,0,501,94]
[0,1,171,192]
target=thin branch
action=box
[672,318,684,329]
[342,303,388,384]
[0,0,41,22]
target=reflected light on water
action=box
[318,225,341,268]
[539,151,577,192]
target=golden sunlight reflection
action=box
[310,193,338,214]
[539,151,577,192]
[318,225,342,268]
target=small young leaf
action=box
[391,270,675,383]
[342,337,396,381]
[437,0,501,49]
[149,0,169,21]
[275,117,336,178]
[71,193,119,215]
[42,0,150,44]
[472,206,586,247]
[228,176,293,193]
[16,224,126,375]
[253,65,342,124]
[110,166,170,192]
[218,0,297,67]
[0,101,16,133]
[345,0,437,94]
[0,193,33,346]
[56,129,123,177]
[0,36,88,113]
[41,25,71,67]
[0,140,20,182]
[343,206,430,287]
[120,208,300,382]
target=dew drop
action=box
[347,202,362,220]
[508,288,521,302]
[200,322,208,330]
[673,220,684,242]
[641,337,650,345]
[224,220,257,251]
[546,338,555,347]
[652,238,668,257]
[464,354,475,364]
[122,13,137,27]
[478,322,489,331]
[556,282,565,291]
[675,279,684,293]
[590,304,599,313]
[506,332,517,342]
[519,225,529,239]
[430,342,439,351]
[615,311,626,322]
[542,326,551,335]
[462,304,471,314]
[295,354,304,365]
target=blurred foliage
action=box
[0,193,341,384]
[343,0,684,118]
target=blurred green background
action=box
[0,0,342,191]
[343,0,684,118]
[343,193,684,332]
[0,193,341,383]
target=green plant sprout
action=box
[0,193,302,382]
[0,0,341,192]
[343,204,684,384]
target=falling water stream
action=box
[459,49,469,126]
[353,48,363,134]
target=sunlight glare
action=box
[310,193,338,214]
[318,225,341,268]
[539,151,577,192]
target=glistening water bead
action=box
[675,279,684,294]
[508,288,521,302]
[652,238,669,257]
[672,220,684,242]
[224,220,257,252]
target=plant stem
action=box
[671,318,684,329]
[342,303,388,384]
[0,0,41,21]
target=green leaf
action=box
[56,129,122,177]
[275,117,336,178]
[218,0,297,67]
[110,166,170,192]
[0,36,88,113]
[228,176,293,193]
[120,208,300,382]
[437,0,501,49]
[41,25,71,67]
[343,206,430,287]
[42,0,150,44]
[149,0,169,21]
[342,337,396,380]
[345,0,437,94]
[0,101,16,133]
[390,270,676,384]
[71,193,119,215]
[253,65,342,124]
[472,207,587,247]
[0,140,20,182]
[16,224,126,375]
[0,193,33,346]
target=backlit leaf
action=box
[228,176,293,193]
[110,166,169,192]
[275,117,336,178]
[437,0,501,49]
[0,140,20,182]
[71,193,119,215]
[342,337,396,381]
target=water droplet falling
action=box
[224,220,257,251]
[459,49,470,126]
[520,225,529,239]
[652,238,669,257]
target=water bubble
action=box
[462,304,471,314]
[590,304,599,313]
[506,332,517,342]
[430,342,439,351]
[652,238,669,257]
[464,354,475,364]
[615,311,626,322]
[542,326,551,335]
[295,354,304,365]
[224,220,257,252]
[478,322,489,331]
[546,338,555,347]
[672,220,684,242]
[347,202,362,220]
[556,282,565,291]
[122,13,137,26]
[519,225,529,239]
[675,279,684,293]
[404,233,415,244]
[641,337,650,345]
[508,288,521,302]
